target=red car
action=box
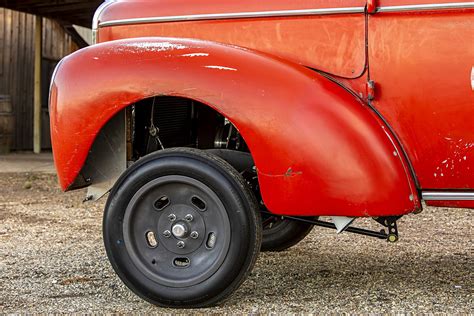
[49,0,474,307]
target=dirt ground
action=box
[0,172,472,313]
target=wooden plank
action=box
[1,8,82,150]
[0,9,4,78]
[51,20,58,59]
[16,12,24,148]
[3,9,12,143]
[1,0,102,27]
[42,17,49,59]
[25,13,34,149]
[33,15,42,153]
[11,10,20,148]
[20,13,32,150]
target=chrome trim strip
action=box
[92,1,116,44]
[95,2,474,30]
[98,7,366,27]
[377,2,474,13]
[422,191,474,201]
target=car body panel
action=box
[96,0,367,78]
[378,0,474,6]
[49,38,420,216]
[50,0,474,212]
[426,200,474,208]
[368,10,474,189]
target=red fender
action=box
[50,37,420,217]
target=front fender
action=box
[50,37,419,216]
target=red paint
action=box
[367,0,377,14]
[100,15,366,78]
[50,0,474,215]
[368,11,474,190]
[378,0,473,6]
[426,200,474,208]
[99,0,367,22]
[50,38,419,217]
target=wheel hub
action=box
[122,175,231,288]
[157,205,206,255]
[171,222,188,238]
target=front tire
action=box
[103,148,261,307]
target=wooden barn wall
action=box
[0,8,79,150]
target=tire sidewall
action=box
[261,218,315,252]
[103,149,260,307]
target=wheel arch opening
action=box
[71,95,258,200]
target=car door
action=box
[368,0,474,189]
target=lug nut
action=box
[184,214,193,222]
[168,214,176,221]
[163,230,171,238]
[190,231,199,239]
[177,241,185,249]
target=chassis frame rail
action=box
[261,211,400,242]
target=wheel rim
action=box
[123,175,231,288]
[261,213,288,234]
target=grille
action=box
[152,96,193,147]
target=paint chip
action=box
[117,42,187,54]
[181,53,209,57]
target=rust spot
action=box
[285,167,303,177]
[258,167,303,178]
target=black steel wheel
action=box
[261,214,316,252]
[103,148,261,308]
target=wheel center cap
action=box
[171,222,188,238]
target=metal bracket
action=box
[367,80,376,101]
[313,218,388,240]
[262,211,400,242]
[373,216,399,242]
[82,110,127,201]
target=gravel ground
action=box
[1,173,472,313]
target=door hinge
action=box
[367,80,376,101]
